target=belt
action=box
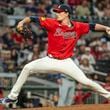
[47,54,72,60]
[48,54,62,60]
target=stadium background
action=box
[0,0,110,109]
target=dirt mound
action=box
[16,104,110,110]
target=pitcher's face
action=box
[55,12,69,21]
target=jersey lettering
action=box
[54,28,77,39]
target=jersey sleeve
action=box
[30,16,54,31]
[77,22,90,35]
[39,17,54,31]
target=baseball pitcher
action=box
[0,4,110,105]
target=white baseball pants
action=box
[8,56,110,100]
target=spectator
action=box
[32,98,43,107]
[67,0,81,7]
[102,75,110,103]
[0,50,15,72]
[36,2,47,16]
[12,31,24,44]
[89,36,104,60]
[27,43,40,62]
[17,43,30,66]
[74,83,91,104]
[77,37,86,46]
[76,0,91,16]
[39,42,48,58]
[80,57,94,72]
[103,4,110,17]
[1,26,15,49]
[25,0,37,15]
[13,3,25,16]
[0,51,4,72]
[52,92,59,106]
[77,44,86,58]
[79,58,95,76]
[93,2,104,17]
[6,2,14,15]
[81,47,96,65]
[0,79,4,110]
[89,36,102,47]
[72,48,79,66]
[99,40,110,60]
[3,50,15,72]
[11,47,18,68]
[43,0,53,16]
[57,74,76,106]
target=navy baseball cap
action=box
[53,4,72,14]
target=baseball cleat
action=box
[0,97,17,105]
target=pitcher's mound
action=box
[16,104,110,110]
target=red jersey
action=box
[39,17,90,59]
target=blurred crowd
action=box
[0,0,109,73]
[0,0,110,17]
[0,0,110,109]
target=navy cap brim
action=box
[53,8,66,13]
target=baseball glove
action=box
[16,24,33,40]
